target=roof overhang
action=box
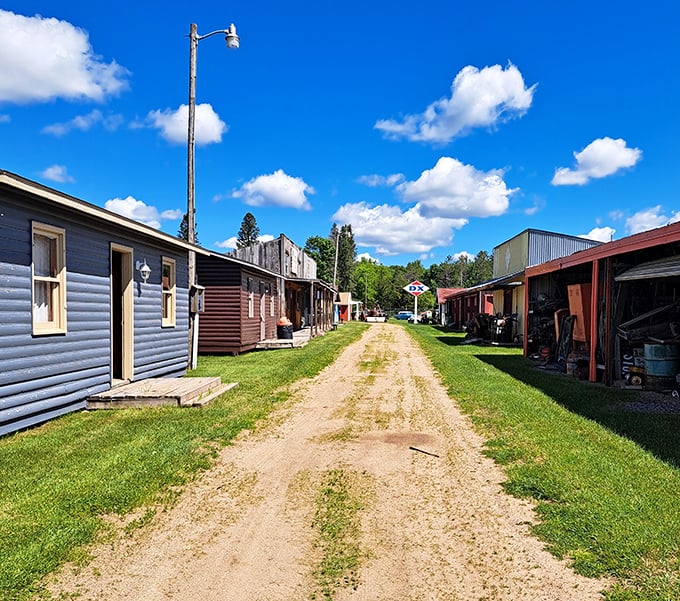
[465,270,525,293]
[0,170,208,255]
[526,221,680,278]
[614,255,680,281]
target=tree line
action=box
[181,211,493,315]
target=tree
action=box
[236,212,260,249]
[466,251,493,286]
[336,224,356,291]
[304,235,335,283]
[177,212,199,245]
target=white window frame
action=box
[161,257,176,327]
[31,222,66,335]
[248,290,255,318]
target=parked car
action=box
[396,310,414,320]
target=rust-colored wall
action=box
[197,255,279,355]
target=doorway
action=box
[111,245,134,383]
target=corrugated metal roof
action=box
[614,255,680,281]
[449,270,525,296]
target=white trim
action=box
[1,171,208,255]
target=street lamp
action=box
[187,22,239,367]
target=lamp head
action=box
[225,23,239,49]
[136,259,151,283]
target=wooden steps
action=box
[87,377,236,409]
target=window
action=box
[247,277,254,318]
[162,257,176,327]
[32,222,66,335]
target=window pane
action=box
[162,293,171,319]
[34,281,54,322]
[162,263,171,290]
[34,234,57,277]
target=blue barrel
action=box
[644,344,680,390]
[644,344,680,376]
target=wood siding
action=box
[197,255,279,355]
[0,192,190,436]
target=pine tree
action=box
[336,224,356,291]
[177,213,199,245]
[236,212,260,249]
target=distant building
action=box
[441,229,601,342]
[227,234,334,336]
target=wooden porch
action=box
[255,326,313,350]
[87,377,236,409]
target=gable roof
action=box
[0,170,207,255]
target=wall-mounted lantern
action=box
[136,259,151,283]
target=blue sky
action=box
[1,1,678,267]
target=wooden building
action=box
[443,229,601,342]
[524,221,680,387]
[228,234,336,336]
[0,170,204,436]
[196,252,281,355]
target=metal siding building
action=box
[493,229,602,278]
[0,171,202,436]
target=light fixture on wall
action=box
[136,259,151,283]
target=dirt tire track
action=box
[43,323,608,600]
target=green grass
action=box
[310,468,371,600]
[0,322,368,601]
[406,324,680,601]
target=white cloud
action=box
[552,137,642,186]
[0,114,10,123]
[232,169,314,210]
[146,103,227,145]
[40,165,74,183]
[41,109,124,136]
[375,63,536,144]
[335,157,516,256]
[216,233,275,250]
[357,252,381,264]
[397,157,516,219]
[580,226,615,243]
[625,206,680,235]
[215,236,238,250]
[104,196,181,229]
[452,251,475,262]
[357,173,404,187]
[0,9,129,104]
[333,201,465,256]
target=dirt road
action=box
[45,323,608,600]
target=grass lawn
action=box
[407,324,680,601]
[0,322,369,601]
[4,320,680,600]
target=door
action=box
[111,245,134,382]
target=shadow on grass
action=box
[476,352,680,469]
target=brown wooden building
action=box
[524,221,680,387]
[196,252,281,355]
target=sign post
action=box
[403,280,429,322]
